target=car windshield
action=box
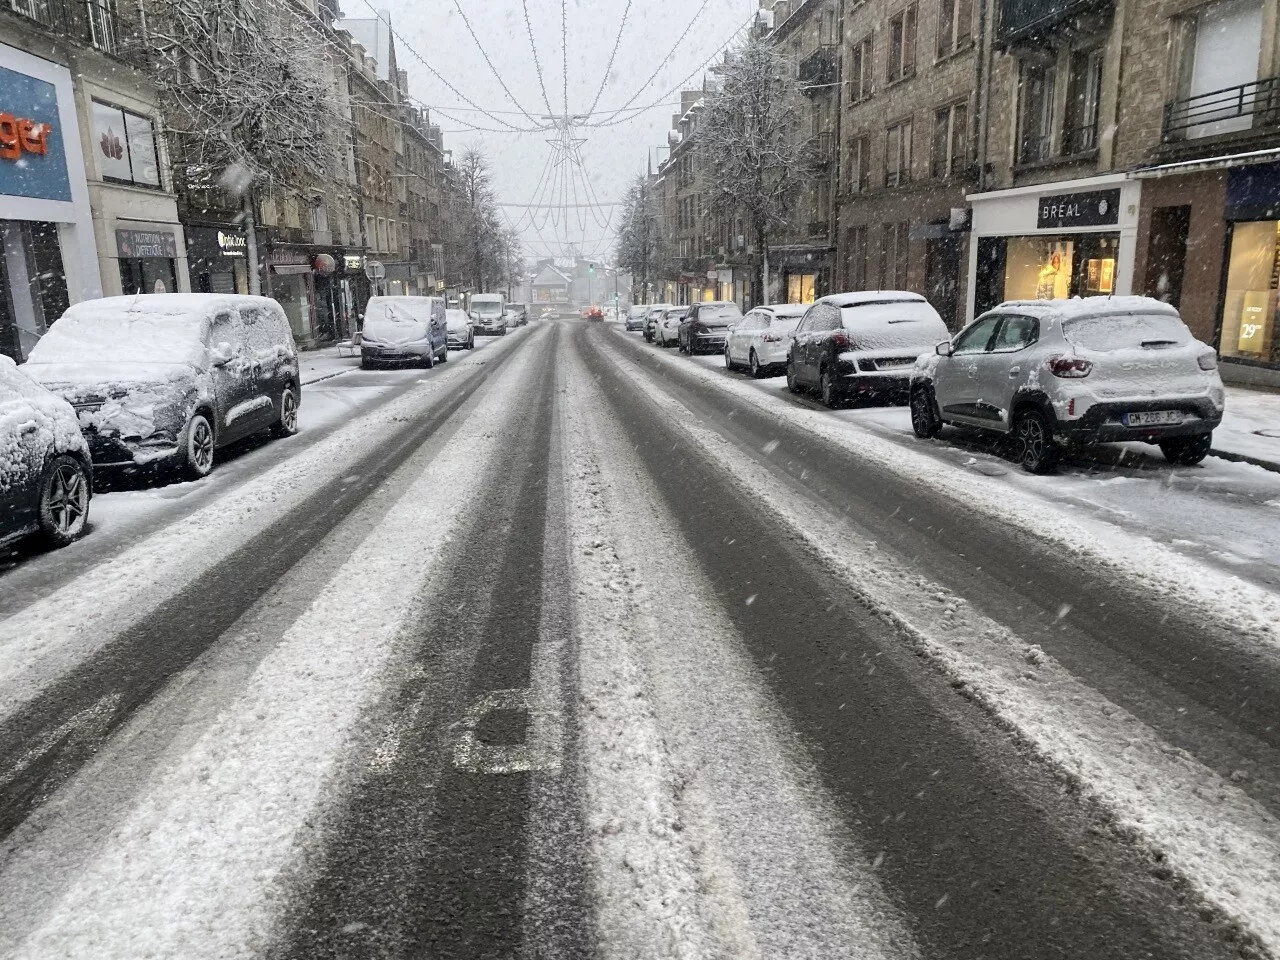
[6,4,1269,957]
[1063,314,1193,352]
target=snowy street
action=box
[1,318,1279,958]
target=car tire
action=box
[271,384,300,438]
[37,454,90,548]
[439,347,449,364]
[786,361,803,394]
[820,368,842,409]
[910,386,942,439]
[1014,408,1060,474]
[182,412,216,479]
[749,351,763,379]
[724,346,734,371]
[1160,433,1212,466]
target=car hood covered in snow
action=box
[0,356,88,489]
[23,361,200,443]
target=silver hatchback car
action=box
[910,297,1226,473]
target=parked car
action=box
[507,303,530,326]
[446,308,475,351]
[25,294,300,479]
[643,304,674,342]
[0,355,92,549]
[361,296,449,369]
[910,296,1227,473]
[655,307,690,347]
[787,292,949,408]
[724,304,810,377]
[625,305,649,332]
[679,302,744,355]
[471,294,508,336]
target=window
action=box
[1174,0,1265,139]
[880,221,910,288]
[952,315,1001,354]
[844,225,869,289]
[885,118,913,186]
[310,200,328,234]
[364,214,375,249]
[887,5,918,83]
[991,316,1040,352]
[932,102,969,178]
[91,101,160,187]
[849,35,874,102]
[937,0,972,57]
[1063,49,1104,154]
[846,135,871,192]
[1017,60,1056,164]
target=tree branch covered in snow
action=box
[449,147,517,293]
[614,174,664,300]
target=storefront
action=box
[967,174,1141,320]
[0,44,99,362]
[266,246,315,344]
[1215,162,1280,385]
[115,227,180,295]
[772,246,832,305]
[186,224,249,295]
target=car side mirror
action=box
[210,341,235,366]
[935,340,954,357]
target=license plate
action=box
[877,358,915,369]
[1123,410,1182,427]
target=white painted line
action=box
[452,688,563,775]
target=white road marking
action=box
[452,689,563,775]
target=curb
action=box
[1210,448,1280,475]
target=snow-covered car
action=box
[909,297,1227,473]
[625,305,649,332]
[679,301,744,355]
[24,294,301,479]
[507,303,530,326]
[655,307,689,347]
[446,308,475,351]
[0,355,92,549]
[724,304,810,377]
[643,304,673,342]
[471,294,507,336]
[361,297,448,368]
[787,292,950,407]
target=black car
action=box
[678,301,743,355]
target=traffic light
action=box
[588,263,596,275]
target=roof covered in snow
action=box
[819,291,927,309]
[996,296,1182,321]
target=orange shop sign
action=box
[0,112,52,161]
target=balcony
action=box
[1163,76,1280,142]
[997,0,1110,44]
[798,46,837,96]
[7,0,119,54]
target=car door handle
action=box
[1008,367,1021,377]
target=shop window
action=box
[787,274,817,304]
[0,220,68,362]
[120,257,176,296]
[1063,49,1104,154]
[849,34,874,102]
[887,5,918,84]
[932,101,968,178]
[91,101,160,188]
[937,0,972,58]
[977,233,1119,307]
[886,118,913,186]
[1017,60,1056,165]
[1221,220,1280,365]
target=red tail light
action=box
[1047,355,1093,379]
[761,332,782,343]
[831,332,852,350]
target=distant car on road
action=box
[25,294,301,479]
[625,305,649,332]
[787,292,949,408]
[678,301,743,355]
[643,304,674,342]
[724,304,809,377]
[446,308,475,351]
[910,296,1227,473]
[361,296,449,369]
[0,356,92,549]
[471,294,508,336]
[506,303,530,326]
[655,306,690,347]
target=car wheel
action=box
[37,454,90,547]
[820,368,841,409]
[786,361,803,394]
[1160,433,1212,466]
[910,386,942,439]
[272,384,300,438]
[724,346,734,370]
[1014,408,1059,474]
[439,348,449,364]
[749,351,763,379]
[678,336,687,354]
[182,412,216,479]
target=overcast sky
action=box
[373,0,756,264]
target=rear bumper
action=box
[446,333,471,349]
[1055,398,1222,444]
[833,359,911,391]
[689,333,729,353]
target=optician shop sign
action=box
[0,65,71,202]
[1036,188,1121,229]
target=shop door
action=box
[974,238,1007,317]
[926,236,963,330]
[1144,206,1191,307]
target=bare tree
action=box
[699,37,820,304]
[614,174,661,303]
[452,147,514,294]
[131,0,345,293]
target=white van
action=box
[470,294,507,336]
[361,297,449,368]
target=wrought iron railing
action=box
[7,0,119,52]
[1163,76,1280,140]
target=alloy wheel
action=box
[280,389,299,434]
[750,352,760,378]
[1018,415,1046,468]
[190,417,215,473]
[47,462,87,535]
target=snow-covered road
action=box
[0,319,1277,959]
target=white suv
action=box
[909,297,1226,473]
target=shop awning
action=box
[272,264,312,276]
[1133,147,1280,178]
